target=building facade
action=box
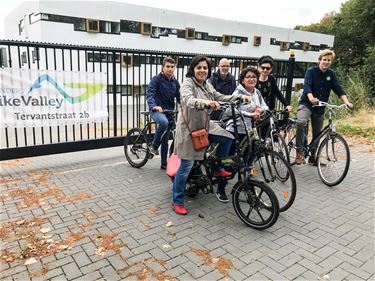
[4,1,334,62]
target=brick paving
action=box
[0,142,374,281]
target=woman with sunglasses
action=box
[256,55,292,112]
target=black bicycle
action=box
[283,101,350,186]
[124,109,177,168]
[177,101,280,230]
[256,109,290,163]
[237,119,297,213]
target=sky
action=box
[0,0,348,38]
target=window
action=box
[73,18,86,31]
[280,41,288,51]
[141,22,152,35]
[195,32,203,39]
[32,48,40,63]
[0,48,7,67]
[21,52,27,65]
[222,35,231,45]
[253,36,261,46]
[86,19,99,32]
[120,20,140,33]
[185,28,195,39]
[19,19,25,36]
[121,54,133,67]
[302,42,310,51]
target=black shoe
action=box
[160,164,167,170]
[308,156,316,165]
[216,191,229,203]
[149,145,159,155]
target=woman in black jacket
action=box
[256,55,292,112]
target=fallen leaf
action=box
[24,257,37,265]
[40,228,51,233]
[162,244,171,249]
[323,275,330,280]
[5,256,14,262]
[58,245,69,250]
[166,221,174,227]
[42,234,53,239]
[198,214,204,218]
[16,220,25,225]
[95,247,106,256]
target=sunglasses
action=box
[261,66,271,71]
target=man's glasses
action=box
[261,66,271,71]
[245,75,257,80]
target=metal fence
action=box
[0,40,300,160]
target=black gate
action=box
[0,40,300,160]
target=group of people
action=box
[146,50,353,215]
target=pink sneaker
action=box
[172,203,188,215]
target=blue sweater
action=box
[299,66,345,115]
[146,73,180,111]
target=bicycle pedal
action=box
[148,153,154,159]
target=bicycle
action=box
[238,121,297,213]
[283,101,350,186]
[255,109,290,163]
[124,109,177,168]
[174,100,280,230]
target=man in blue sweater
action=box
[295,49,353,165]
[146,57,180,169]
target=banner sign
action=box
[0,68,108,128]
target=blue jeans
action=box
[172,159,194,206]
[151,112,174,166]
[208,134,233,159]
[208,134,233,192]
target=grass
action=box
[336,108,375,139]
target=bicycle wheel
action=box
[284,125,297,165]
[253,149,297,212]
[272,132,290,163]
[317,134,350,186]
[124,128,150,168]
[232,178,279,230]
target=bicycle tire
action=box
[317,133,350,186]
[232,178,279,230]
[284,125,297,165]
[273,132,290,163]
[124,128,150,168]
[253,149,297,212]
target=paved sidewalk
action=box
[0,142,374,281]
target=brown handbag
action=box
[180,105,209,151]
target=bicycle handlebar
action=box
[152,108,178,114]
[312,101,349,110]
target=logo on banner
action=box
[0,68,108,128]
[28,74,106,103]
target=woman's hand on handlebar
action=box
[285,105,293,112]
[205,101,220,110]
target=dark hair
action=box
[186,55,212,79]
[162,56,176,66]
[239,67,260,86]
[258,55,274,67]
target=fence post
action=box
[112,51,117,136]
[285,50,295,105]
